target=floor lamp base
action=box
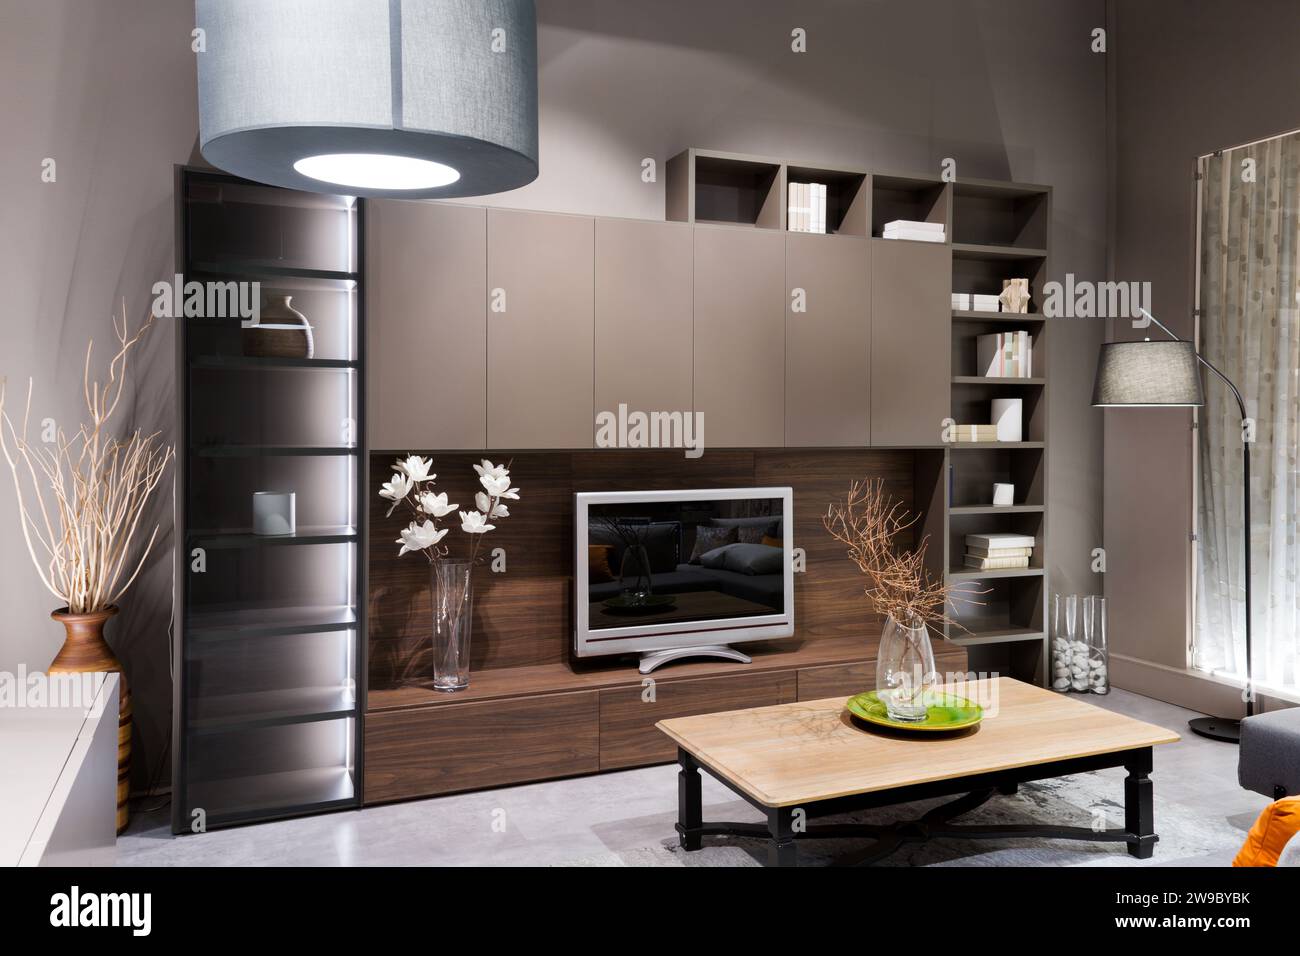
[1188,716,1242,743]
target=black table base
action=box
[676,746,1157,867]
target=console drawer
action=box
[599,670,796,770]
[364,691,599,804]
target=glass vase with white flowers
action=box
[378,456,519,691]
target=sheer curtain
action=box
[1196,129,1300,693]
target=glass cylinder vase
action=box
[1086,595,1109,694]
[431,559,473,692]
[876,613,937,722]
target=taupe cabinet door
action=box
[594,218,693,432]
[487,209,595,448]
[367,201,487,450]
[870,239,951,445]
[693,227,786,447]
[785,235,871,446]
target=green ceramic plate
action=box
[845,690,983,732]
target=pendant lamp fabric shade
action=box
[195,0,539,199]
[1091,340,1206,407]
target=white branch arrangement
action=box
[379,456,520,564]
[0,304,175,613]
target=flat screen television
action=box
[574,487,794,673]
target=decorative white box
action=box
[992,483,1016,506]
[991,398,1023,442]
[253,491,296,536]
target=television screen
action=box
[574,488,794,665]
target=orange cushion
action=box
[761,534,783,549]
[588,544,615,583]
[1233,796,1300,867]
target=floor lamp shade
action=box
[1090,341,1206,407]
[195,0,539,199]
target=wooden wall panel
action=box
[364,691,599,802]
[754,449,915,644]
[369,448,925,694]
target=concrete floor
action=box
[117,688,1268,866]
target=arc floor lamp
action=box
[1092,308,1252,743]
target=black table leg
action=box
[676,748,703,851]
[767,805,798,867]
[1124,748,1156,859]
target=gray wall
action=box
[0,0,1107,789]
[1106,0,1300,708]
[0,0,197,788]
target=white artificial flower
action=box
[472,459,509,482]
[378,473,414,516]
[396,520,447,556]
[475,492,510,518]
[459,510,496,534]
[395,455,435,483]
[499,485,520,501]
[418,490,458,518]
[479,473,512,497]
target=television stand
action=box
[638,645,753,675]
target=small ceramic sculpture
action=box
[999,278,1031,314]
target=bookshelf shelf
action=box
[952,310,1046,323]
[949,504,1045,515]
[952,376,1045,386]
[952,242,1048,260]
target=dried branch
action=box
[823,478,984,637]
[0,301,174,613]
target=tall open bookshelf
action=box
[945,178,1051,684]
[171,168,365,833]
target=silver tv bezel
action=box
[573,487,795,659]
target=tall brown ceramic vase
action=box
[48,606,131,834]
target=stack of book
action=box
[951,424,998,443]
[788,182,827,233]
[883,220,945,242]
[952,293,1002,312]
[964,533,1035,570]
[976,331,1034,377]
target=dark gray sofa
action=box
[1239,708,1300,800]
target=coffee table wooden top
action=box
[657,677,1180,807]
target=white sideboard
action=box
[0,672,119,866]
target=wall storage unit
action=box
[945,179,1052,685]
[172,168,364,833]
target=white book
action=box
[788,182,798,232]
[883,228,946,242]
[884,220,944,233]
[799,182,810,232]
[817,183,827,233]
[977,333,1003,377]
[812,183,825,234]
[1022,330,1032,377]
[966,532,1036,549]
[952,293,971,310]
[964,554,1031,570]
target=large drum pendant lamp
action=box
[195,0,539,199]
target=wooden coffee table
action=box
[657,677,1180,866]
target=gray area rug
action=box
[561,770,1246,867]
